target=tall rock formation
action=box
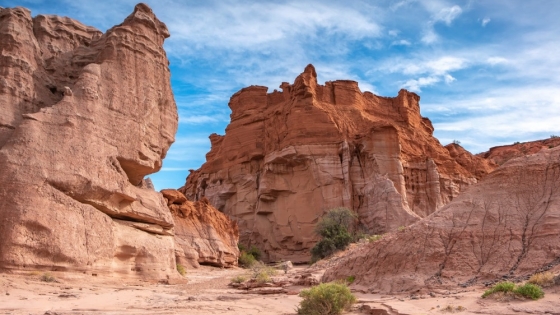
[182,65,492,262]
[324,146,560,293]
[0,4,193,278]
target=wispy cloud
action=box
[481,17,491,27]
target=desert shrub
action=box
[346,275,355,285]
[514,283,544,300]
[231,275,247,284]
[297,282,356,315]
[441,305,466,313]
[397,226,406,232]
[482,281,544,300]
[311,208,357,262]
[528,271,555,287]
[247,245,262,261]
[249,261,276,284]
[482,281,515,298]
[176,263,186,276]
[238,252,257,268]
[40,272,56,283]
[551,135,559,138]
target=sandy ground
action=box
[1,266,559,315]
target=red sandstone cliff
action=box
[324,146,560,292]
[477,137,560,166]
[0,4,237,278]
[182,65,492,262]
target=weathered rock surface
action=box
[323,146,560,292]
[162,189,239,268]
[182,65,491,262]
[0,4,179,278]
[477,137,560,166]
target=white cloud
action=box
[481,17,491,27]
[402,76,439,91]
[421,27,438,44]
[486,56,508,65]
[434,5,462,25]
[391,39,411,46]
[443,74,455,84]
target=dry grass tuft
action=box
[528,272,555,287]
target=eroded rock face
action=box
[0,4,179,278]
[182,65,491,262]
[477,137,560,166]
[162,190,239,268]
[323,146,560,293]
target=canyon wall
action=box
[324,146,560,292]
[182,65,494,262]
[0,4,238,279]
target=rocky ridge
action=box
[182,65,494,262]
[0,4,237,278]
[477,137,560,166]
[324,146,560,292]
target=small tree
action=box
[311,208,357,262]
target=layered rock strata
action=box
[477,137,560,166]
[162,189,239,268]
[0,4,180,278]
[324,146,560,292]
[182,65,492,262]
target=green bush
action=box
[40,272,56,283]
[346,275,355,285]
[297,282,356,315]
[238,252,257,268]
[247,245,262,261]
[311,208,357,262]
[231,275,247,284]
[514,283,544,300]
[482,281,515,298]
[482,281,544,300]
[176,263,186,276]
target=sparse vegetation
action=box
[550,135,559,138]
[482,281,544,300]
[237,243,262,267]
[311,207,357,262]
[452,140,461,145]
[345,275,355,285]
[482,281,515,298]
[528,271,555,287]
[176,263,186,276]
[398,225,406,232]
[514,283,544,300]
[40,272,56,283]
[441,305,466,313]
[513,141,520,145]
[250,261,277,284]
[231,275,248,284]
[297,282,356,315]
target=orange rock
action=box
[182,65,490,262]
[323,146,560,292]
[477,137,560,166]
[162,190,239,268]
[0,4,178,279]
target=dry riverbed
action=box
[1,265,559,315]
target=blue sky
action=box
[4,0,560,190]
